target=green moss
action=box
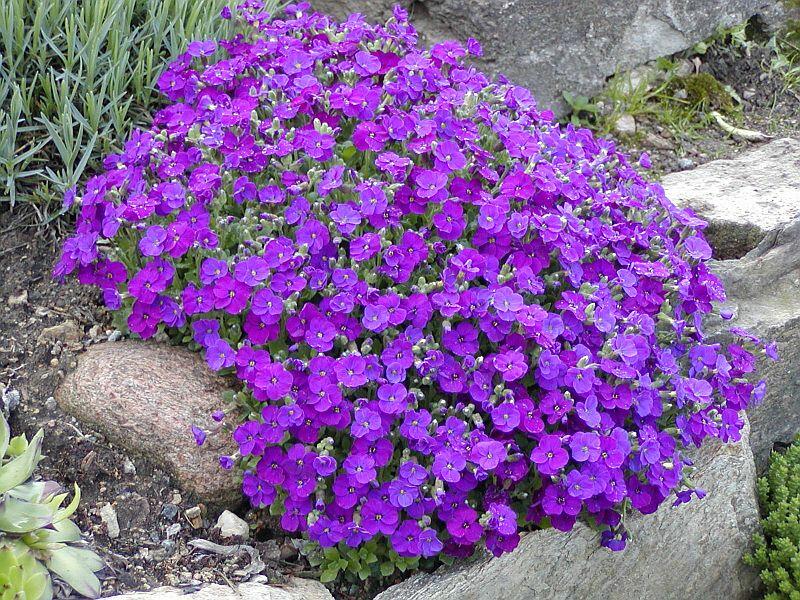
[745,437,800,599]
[668,72,736,112]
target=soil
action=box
[0,211,305,597]
[0,21,798,600]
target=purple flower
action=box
[492,286,524,320]
[569,432,601,462]
[305,318,336,352]
[212,275,251,314]
[255,364,292,400]
[362,303,389,332]
[491,402,520,433]
[530,435,568,475]
[139,226,167,256]
[414,169,448,199]
[234,421,266,457]
[335,355,368,388]
[351,408,382,439]
[205,337,235,370]
[432,449,466,483]
[493,351,528,382]
[343,453,377,485]
[191,426,207,446]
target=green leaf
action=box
[45,546,102,599]
[319,567,339,583]
[52,484,81,523]
[0,496,55,533]
[0,429,43,493]
[0,413,9,458]
[25,517,83,547]
[6,434,29,457]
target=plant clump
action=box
[55,0,774,578]
[746,437,800,599]
[0,413,103,599]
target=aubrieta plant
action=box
[55,0,776,579]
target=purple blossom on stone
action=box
[54,0,774,565]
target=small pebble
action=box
[161,503,179,520]
[1,388,20,415]
[7,290,28,306]
[165,523,181,538]
[677,157,695,170]
[613,114,636,136]
[185,505,203,529]
[123,457,136,475]
[100,503,120,539]
[215,510,249,539]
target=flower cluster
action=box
[56,0,774,564]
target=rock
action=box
[7,290,27,306]
[185,505,204,529]
[377,417,760,600]
[613,114,637,136]
[676,157,696,170]
[216,510,250,539]
[643,131,674,150]
[1,387,20,415]
[619,64,661,94]
[103,580,334,600]
[100,504,120,539]
[38,320,82,345]
[662,138,800,259]
[310,0,778,116]
[161,503,179,521]
[55,341,239,504]
[123,457,136,475]
[711,217,800,469]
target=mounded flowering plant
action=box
[55,0,776,580]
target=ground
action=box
[0,17,798,599]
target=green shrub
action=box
[0,412,103,599]
[746,437,800,599]
[0,0,235,213]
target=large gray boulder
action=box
[712,217,800,470]
[662,138,800,259]
[310,0,778,115]
[104,580,333,600]
[377,418,760,600]
[55,341,239,504]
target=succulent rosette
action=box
[56,0,773,569]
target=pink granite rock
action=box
[56,341,239,504]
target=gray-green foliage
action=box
[0,412,103,599]
[746,437,800,599]
[0,0,235,213]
